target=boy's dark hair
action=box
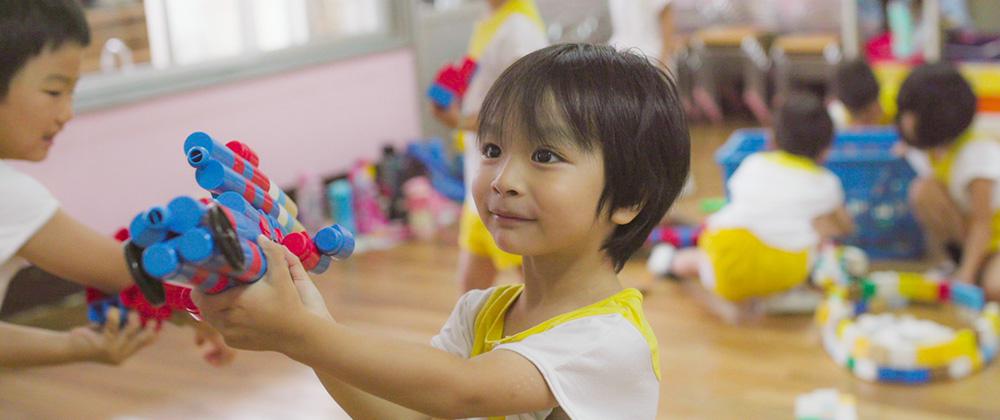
[896,62,977,149]
[0,0,91,98]
[773,91,834,160]
[478,44,690,272]
[831,59,880,113]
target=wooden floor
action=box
[2,124,999,419]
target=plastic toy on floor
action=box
[406,139,465,202]
[794,388,857,420]
[121,132,355,307]
[814,252,1000,384]
[349,161,389,235]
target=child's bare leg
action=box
[456,250,498,292]
[910,178,966,263]
[681,280,763,324]
[670,248,703,280]
[981,254,1000,302]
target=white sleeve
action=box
[816,170,846,215]
[953,140,1000,191]
[495,16,549,73]
[652,0,672,12]
[904,148,933,178]
[429,288,493,358]
[0,164,59,263]
[494,315,660,420]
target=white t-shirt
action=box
[607,0,671,62]
[709,152,845,252]
[827,100,851,131]
[0,160,60,309]
[906,136,1000,211]
[461,13,549,206]
[431,287,660,420]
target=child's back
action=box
[656,92,852,307]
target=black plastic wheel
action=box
[207,206,245,271]
[124,240,166,305]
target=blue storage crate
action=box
[715,127,925,260]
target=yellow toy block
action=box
[917,330,977,367]
[898,272,938,302]
[852,337,872,359]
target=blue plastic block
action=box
[877,367,930,383]
[427,84,455,108]
[951,282,985,311]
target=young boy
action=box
[828,59,884,129]
[651,92,854,322]
[431,0,548,293]
[899,63,1000,301]
[608,0,675,68]
[194,44,690,418]
[0,0,232,367]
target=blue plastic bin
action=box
[715,127,925,260]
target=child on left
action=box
[0,0,234,368]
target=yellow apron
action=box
[470,285,660,420]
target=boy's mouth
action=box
[41,133,56,145]
[488,208,535,223]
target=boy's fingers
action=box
[257,236,288,285]
[122,311,142,338]
[104,306,121,336]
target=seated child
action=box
[193,43,690,419]
[899,63,1000,301]
[0,0,232,367]
[650,92,855,322]
[828,59,884,129]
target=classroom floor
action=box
[2,123,998,419]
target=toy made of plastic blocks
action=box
[121,132,355,305]
[427,57,478,109]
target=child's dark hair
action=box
[773,91,834,160]
[896,62,977,149]
[478,43,690,272]
[831,59,880,113]
[0,0,91,98]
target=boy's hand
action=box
[193,322,237,367]
[192,236,328,352]
[431,102,462,129]
[70,307,158,365]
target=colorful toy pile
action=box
[815,269,1000,384]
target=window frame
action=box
[74,0,414,112]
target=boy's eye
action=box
[531,149,562,163]
[482,143,502,159]
[44,90,61,97]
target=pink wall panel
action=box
[11,49,421,233]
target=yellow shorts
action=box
[459,204,522,270]
[698,228,810,301]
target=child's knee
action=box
[909,177,945,208]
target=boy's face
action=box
[473,125,618,259]
[0,43,84,161]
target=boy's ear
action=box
[611,204,641,226]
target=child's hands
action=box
[192,236,329,352]
[69,306,158,365]
[193,322,237,367]
[431,102,462,129]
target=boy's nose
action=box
[56,98,74,127]
[491,159,524,197]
